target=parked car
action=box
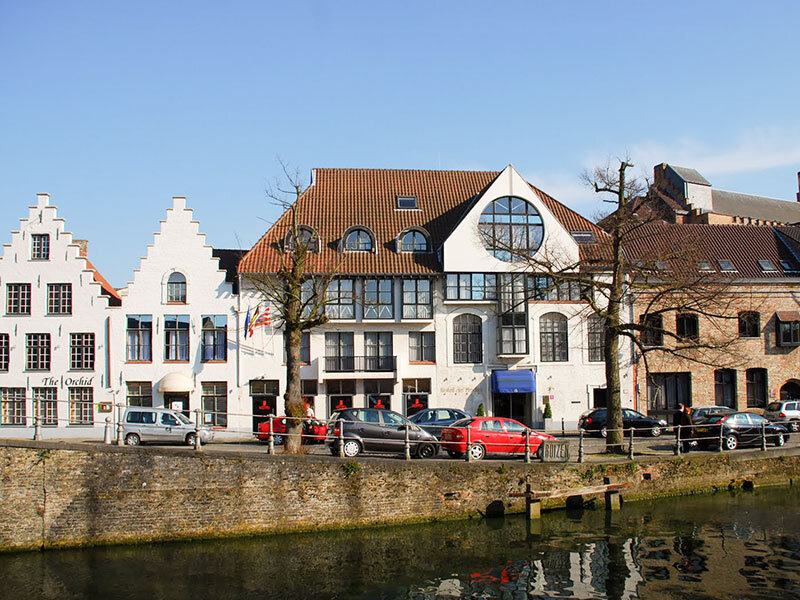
[578,408,667,438]
[256,416,327,444]
[408,408,470,438]
[326,408,439,458]
[690,406,736,422]
[763,400,800,432]
[440,417,554,461]
[694,411,789,451]
[122,407,214,446]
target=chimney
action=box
[797,171,800,202]
[74,239,88,257]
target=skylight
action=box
[655,261,668,271]
[781,260,800,274]
[396,195,418,210]
[758,260,777,272]
[717,259,737,272]
[570,231,595,244]
[698,261,714,272]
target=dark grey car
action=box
[326,408,438,458]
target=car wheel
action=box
[467,443,485,461]
[125,433,141,446]
[447,450,464,459]
[342,440,361,458]
[774,433,787,447]
[416,443,436,459]
[724,434,738,451]
[185,432,197,446]
[599,427,608,439]
[650,425,662,438]
[273,435,284,446]
[790,421,800,433]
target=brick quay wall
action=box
[2,440,800,552]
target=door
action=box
[164,393,189,418]
[350,409,386,451]
[593,388,607,408]
[479,419,511,453]
[380,410,409,452]
[159,411,184,442]
[493,393,529,426]
[502,419,528,453]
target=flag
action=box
[243,307,252,340]
[250,306,271,334]
[248,305,261,338]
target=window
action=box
[364,332,393,371]
[403,378,430,416]
[363,279,394,319]
[284,226,319,253]
[399,230,427,252]
[402,279,432,319]
[325,332,354,372]
[164,315,190,361]
[738,311,760,338]
[641,314,663,346]
[326,279,355,319]
[70,333,95,370]
[777,317,800,347]
[202,382,227,427]
[453,314,482,363]
[647,373,691,411]
[69,387,93,425]
[746,368,768,408]
[676,313,699,341]
[540,313,568,362]
[698,261,714,272]
[780,260,799,274]
[300,332,310,363]
[344,228,373,252]
[327,379,355,414]
[26,333,50,371]
[717,259,736,272]
[365,379,393,410]
[32,387,57,425]
[570,231,595,244]
[7,283,31,315]
[201,315,227,361]
[479,196,544,262]
[126,382,153,407]
[588,315,604,362]
[714,369,737,408]
[528,275,584,302]
[446,273,498,301]
[498,311,527,355]
[126,315,152,361]
[251,379,279,418]
[167,272,187,303]
[396,195,418,209]
[31,234,50,260]
[409,331,435,362]
[0,334,8,371]
[47,283,72,315]
[758,260,777,272]
[0,388,26,425]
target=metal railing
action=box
[323,355,396,372]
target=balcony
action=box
[324,355,396,373]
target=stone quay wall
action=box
[2,440,800,552]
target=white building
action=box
[0,193,121,437]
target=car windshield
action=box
[766,402,783,412]
[450,418,474,428]
[175,412,191,424]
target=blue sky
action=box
[2,1,800,286]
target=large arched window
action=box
[453,314,482,364]
[540,313,568,362]
[166,272,187,304]
[399,230,429,253]
[343,228,374,252]
[284,226,319,253]
[479,196,544,262]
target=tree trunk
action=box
[283,323,304,453]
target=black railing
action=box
[324,355,396,372]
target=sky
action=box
[2,1,800,287]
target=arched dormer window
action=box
[284,226,319,253]
[343,227,374,252]
[479,196,544,262]
[167,272,187,304]
[398,229,430,253]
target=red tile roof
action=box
[85,258,122,305]
[239,168,606,275]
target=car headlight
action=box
[658,420,667,426]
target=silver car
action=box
[122,407,214,446]
[764,400,800,432]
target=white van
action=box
[122,407,214,446]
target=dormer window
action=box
[344,228,374,252]
[717,259,736,272]
[284,226,319,253]
[396,195,418,210]
[399,230,429,253]
[758,260,777,273]
[167,272,187,303]
[570,231,595,244]
[479,196,544,262]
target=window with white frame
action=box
[69,387,93,425]
[164,315,190,361]
[126,382,153,407]
[47,283,72,315]
[587,315,604,362]
[498,311,527,355]
[202,382,227,427]
[364,331,393,371]
[167,272,187,303]
[399,230,428,252]
[453,314,482,363]
[409,331,435,362]
[344,228,373,252]
[479,196,544,262]
[446,273,498,301]
[0,388,26,425]
[326,279,355,319]
[26,333,51,371]
[126,315,152,361]
[403,378,430,416]
[201,315,227,361]
[363,279,394,319]
[402,279,432,319]
[7,283,31,315]
[32,387,57,425]
[540,313,568,362]
[0,334,8,371]
[70,333,95,370]
[31,234,50,260]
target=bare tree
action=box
[245,164,341,453]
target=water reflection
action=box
[2,487,800,599]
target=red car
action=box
[256,417,327,445]
[440,417,554,460]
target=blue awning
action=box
[491,369,536,394]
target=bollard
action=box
[404,424,411,461]
[628,427,634,460]
[761,422,767,452]
[718,423,724,452]
[116,403,124,446]
[268,414,275,455]
[525,430,530,463]
[465,425,472,462]
[561,418,565,438]
[338,418,345,458]
[33,396,41,441]
[104,417,113,444]
[578,429,584,463]
[194,409,203,451]
[675,425,682,456]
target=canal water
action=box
[2,485,800,599]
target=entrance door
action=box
[781,381,800,401]
[493,393,529,426]
[593,388,607,408]
[164,393,189,418]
